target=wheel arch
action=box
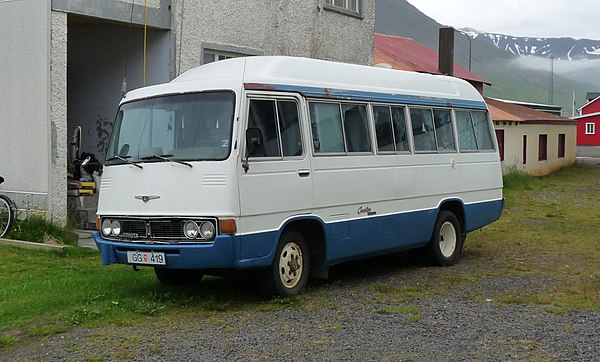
[278,216,327,279]
[438,198,466,233]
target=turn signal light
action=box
[219,219,237,234]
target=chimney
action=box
[438,27,454,76]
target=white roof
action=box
[122,56,485,108]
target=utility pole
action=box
[572,89,576,117]
[549,56,554,104]
[455,29,472,71]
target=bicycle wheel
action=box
[0,195,15,238]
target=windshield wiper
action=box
[140,154,193,168]
[106,155,143,169]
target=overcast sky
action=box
[406,0,600,40]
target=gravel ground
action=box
[5,299,600,362]
[2,254,600,362]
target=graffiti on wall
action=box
[96,114,113,156]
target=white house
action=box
[0,0,375,227]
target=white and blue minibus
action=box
[94,56,503,297]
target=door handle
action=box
[298,169,311,177]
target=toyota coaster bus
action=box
[94,56,503,297]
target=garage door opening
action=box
[66,14,170,228]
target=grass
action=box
[464,163,600,310]
[369,163,600,314]
[1,162,600,348]
[0,246,285,347]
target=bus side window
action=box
[410,108,437,152]
[471,111,495,150]
[455,110,478,151]
[277,100,302,156]
[342,104,371,153]
[433,109,456,151]
[248,99,281,157]
[391,106,409,152]
[309,102,345,153]
[373,106,394,152]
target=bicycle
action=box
[0,176,16,238]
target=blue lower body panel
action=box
[325,208,438,265]
[464,199,504,232]
[93,199,503,271]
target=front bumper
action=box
[93,231,237,269]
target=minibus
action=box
[94,56,503,296]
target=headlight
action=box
[111,220,121,236]
[183,221,199,239]
[101,219,112,236]
[199,222,216,240]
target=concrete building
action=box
[486,98,576,176]
[0,0,375,226]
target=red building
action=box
[574,95,600,146]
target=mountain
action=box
[375,0,598,114]
[462,29,600,60]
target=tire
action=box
[427,210,462,266]
[154,268,204,286]
[0,195,15,238]
[261,230,310,298]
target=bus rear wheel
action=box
[427,210,462,266]
[261,230,310,298]
[154,268,204,286]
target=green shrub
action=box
[8,216,77,245]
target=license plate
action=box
[126,251,166,265]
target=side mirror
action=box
[242,127,263,173]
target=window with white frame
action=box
[325,0,361,14]
[202,50,239,65]
[586,122,596,135]
[201,43,264,65]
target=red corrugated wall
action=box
[577,116,600,145]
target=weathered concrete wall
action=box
[52,0,169,29]
[172,0,375,75]
[50,11,69,224]
[0,0,51,215]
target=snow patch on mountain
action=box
[462,28,600,61]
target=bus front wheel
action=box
[427,210,462,266]
[261,230,310,298]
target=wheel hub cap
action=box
[279,242,303,289]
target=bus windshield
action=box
[105,91,235,165]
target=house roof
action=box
[579,95,600,113]
[586,92,600,101]
[485,97,574,124]
[374,33,491,86]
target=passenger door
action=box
[238,94,313,252]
